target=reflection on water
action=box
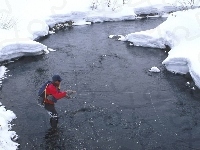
[43,128,66,150]
[41,127,83,150]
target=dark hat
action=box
[52,75,62,82]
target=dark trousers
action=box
[44,103,58,128]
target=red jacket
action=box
[44,83,67,104]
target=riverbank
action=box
[0,0,188,62]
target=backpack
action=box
[37,81,52,106]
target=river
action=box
[1,18,200,150]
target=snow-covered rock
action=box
[149,66,160,72]
[0,40,47,62]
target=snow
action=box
[0,66,8,87]
[47,48,56,52]
[0,39,47,62]
[1,0,200,149]
[0,105,18,150]
[0,66,18,149]
[149,66,160,72]
[108,35,126,41]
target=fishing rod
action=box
[69,90,135,98]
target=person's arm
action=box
[66,90,76,98]
[48,85,67,100]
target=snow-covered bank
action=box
[134,4,181,17]
[163,38,200,88]
[0,105,18,150]
[122,8,200,88]
[0,66,8,87]
[0,0,184,62]
[0,39,47,62]
[0,66,18,150]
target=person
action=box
[44,75,75,129]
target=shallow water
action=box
[1,18,200,150]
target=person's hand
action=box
[66,90,76,99]
[66,90,76,95]
[66,95,71,99]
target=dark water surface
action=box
[1,18,200,150]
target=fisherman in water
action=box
[41,75,76,129]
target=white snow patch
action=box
[47,48,56,52]
[73,20,91,26]
[0,66,9,87]
[108,35,114,38]
[48,31,55,34]
[0,38,47,62]
[118,35,126,41]
[0,104,18,150]
[129,43,134,46]
[149,66,160,72]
